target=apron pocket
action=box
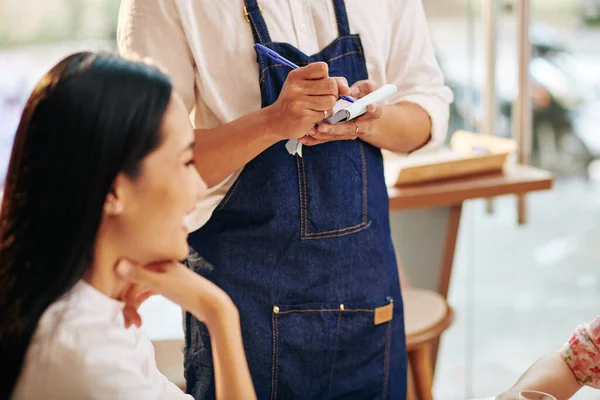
[271,301,392,400]
[297,141,370,240]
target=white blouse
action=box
[13,281,192,400]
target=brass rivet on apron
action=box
[273,306,280,314]
[339,304,345,311]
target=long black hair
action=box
[0,52,173,397]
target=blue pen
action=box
[254,43,354,103]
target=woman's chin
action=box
[175,242,190,262]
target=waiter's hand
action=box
[267,62,351,140]
[299,80,383,146]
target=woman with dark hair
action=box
[0,52,255,400]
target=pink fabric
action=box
[562,316,600,388]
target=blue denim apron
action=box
[185,1,407,398]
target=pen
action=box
[254,43,354,103]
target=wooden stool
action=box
[152,338,186,391]
[404,288,454,400]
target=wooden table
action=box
[388,164,552,298]
[386,164,553,371]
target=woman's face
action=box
[108,93,206,263]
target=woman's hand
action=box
[115,258,257,399]
[120,283,154,328]
[300,79,383,146]
[115,259,235,325]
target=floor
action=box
[435,178,600,399]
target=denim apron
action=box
[185,1,407,398]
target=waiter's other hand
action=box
[267,62,351,140]
[300,79,383,146]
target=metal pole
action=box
[516,0,532,225]
[483,0,498,215]
[483,0,497,137]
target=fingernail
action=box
[318,125,329,133]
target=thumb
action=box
[351,80,377,99]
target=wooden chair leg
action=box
[408,344,434,400]
[406,360,417,400]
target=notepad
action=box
[286,84,399,156]
[320,84,398,125]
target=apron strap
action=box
[332,0,352,37]
[243,0,272,44]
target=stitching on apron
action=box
[277,308,374,315]
[274,315,280,397]
[301,156,308,236]
[328,50,363,63]
[260,35,360,49]
[296,156,306,237]
[301,222,371,240]
[304,221,368,236]
[299,142,370,239]
[299,156,370,238]
[382,319,392,399]
[360,142,368,223]
[328,311,342,397]
[258,37,361,85]
[216,171,244,212]
[248,12,265,44]
[270,313,277,400]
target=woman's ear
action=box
[104,175,127,217]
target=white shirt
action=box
[13,281,192,400]
[117,0,453,232]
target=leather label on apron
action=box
[374,302,394,325]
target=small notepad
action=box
[321,84,398,125]
[286,84,398,156]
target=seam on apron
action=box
[301,156,308,236]
[260,35,360,52]
[298,147,370,239]
[301,222,371,240]
[328,311,343,397]
[360,142,368,223]
[258,38,361,85]
[277,308,374,315]
[248,12,265,43]
[328,50,363,63]
[296,156,305,237]
[382,319,393,400]
[215,171,244,212]
[303,221,369,236]
[270,312,278,400]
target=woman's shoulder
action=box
[14,284,153,399]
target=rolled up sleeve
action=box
[117,0,196,112]
[562,316,600,388]
[386,0,453,154]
